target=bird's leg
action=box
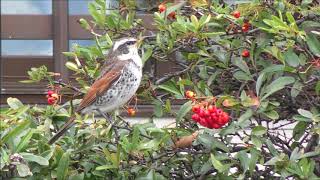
[96,109,112,124]
[96,109,120,141]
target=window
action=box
[1,40,53,56]
[1,0,52,14]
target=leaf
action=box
[261,76,295,101]
[57,152,70,180]
[283,48,300,67]
[297,109,313,118]
[15,129,34,153]
[306,34,320,56]
[256,73,266,96]
[96,165,117,170]
[233,58,250,74]
[210,154,229,173]
[293,122,307,141]
[142,47,153,64]
[252,126,267,136]
[138,139,159,150]
[1,120,30,144]
[173,131,199,149]
[21,153,49,166]
[16,164,32,177]
[7,97,24,110]
[238,109,253,124]
[237,151,249,172]
[233,71,253,81]
[291,81,303,98]
[176,101,192,122]
[158,84,182,96]
[65,62,79,72]
[263,110,279,120]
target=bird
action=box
[48,37,143,144]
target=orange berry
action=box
[127,108,136,116]
[185,90,195,99]
[51,93,59,100]
[158,4,166,13]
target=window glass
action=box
[69,0,118,15]
[1,40,53,56]
[1,0,52,14]
[69,40,95,51]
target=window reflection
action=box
[1,0,52,14]
[1,40,53,56]
[69,0,118,15]
[69,40,95,51]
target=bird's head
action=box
[111,37,142,61]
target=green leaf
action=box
[78,18,91,30]
[252,126,267,136]
[7,97,24,110]
[57,152,70,180]
[297,109,313,118]
[233,58,250,74]
[237,151,249,172]
[283,48,300,67]
[261,76,295,101]
[16,164,32,177]
[142,47,153,64]
[293,122,307,141]
[291,81,303,98]
[138,139,160,150]
[263,110,279,120]
[238,109,253,124]
[315,81,320,95]
[306,34,320,56]
[158,84,182,96]
[96,165,117,170]
[21,153,49,166]
[15,129,34,153]
[1,120,30,144]
[233,71,253,81]
[210,154,227,173]
[256,73,266,96]
[176,101,192,123]
[65,62,79,72]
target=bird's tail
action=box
[48,117,76,144]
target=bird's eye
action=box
[126,41,136,45]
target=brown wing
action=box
[76,60,127,112]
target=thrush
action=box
[48,37,143,144]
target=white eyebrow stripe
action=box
[113,38,137,51]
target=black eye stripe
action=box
[126,41,136,45]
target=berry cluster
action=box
[46,90,59,105]
[158,4,176,19]
[191,104,230,129]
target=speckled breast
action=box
[93,62,142,112]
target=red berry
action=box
[242,22,250,32]
[168,11,176,19]
[199,117,208,127]
[211,113,218,120]
[221,112,230,123]
[47,90,54,96]
[158,4,166,13]
[207,105,216,113]
[185,90,195,99]
[199,108,206,117]
[216,109,223,115]
[232,11,240,18]
[47,97,55,105]
[204,110,211,117]
[192,105,200,113]
[211,123,221,129]
[192,114,200,122]
[242,49,250,58]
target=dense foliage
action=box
[1,0,320,179]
